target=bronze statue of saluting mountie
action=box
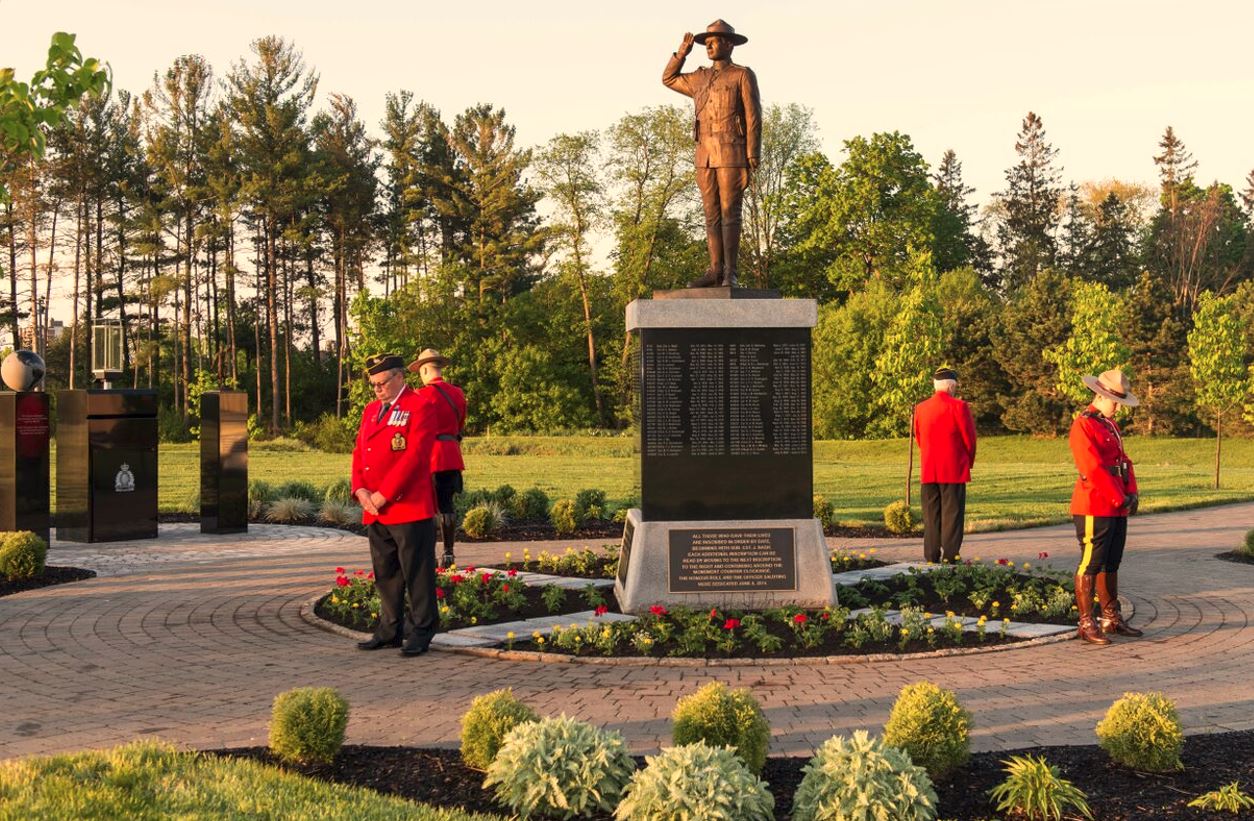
[663,19,762,288]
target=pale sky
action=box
[5,0,1254,318]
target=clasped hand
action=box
[355,488,387,516]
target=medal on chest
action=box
[391,432,407,451]
[387,409,410,426]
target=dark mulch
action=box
[0,565,96,597]
[1217,550,1254,565]
[218,730,1254,820]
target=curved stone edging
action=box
[299,593,1076,665]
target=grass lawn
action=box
[46,434,1254,531]
[0,740,502,820]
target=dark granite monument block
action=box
[0,392,51,544]
[56,390,158,543]
[200,391,248,534]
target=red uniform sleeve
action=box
[912,406,922,450]
[1126,458,1138,495]
[376,400,435,504]
[960,402,977,468]
[1070,417,1127,509]
[350,407,369,494]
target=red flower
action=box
[595,605,609,616]
[649,605,668,617]
[722,618,740,630]
[335,576,349,587]
[366,572,374,580]
[353,569,365,576]
[1037,551,1049,559]
[793,613,808,625]
[334,567,345,575]
[507,569,518,578]
[465,565,476,573]
[450,574,465,585]
[435,587,445,599]
[502,584,510,593]
[996,558,1010,566]
[709,608,719,620]
[480,573,492,585]
[820,612,831,621]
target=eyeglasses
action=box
[369,373,398,391]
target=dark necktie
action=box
[377,402,391,424]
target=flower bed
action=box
[0,565,96,598]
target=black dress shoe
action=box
[357,635,402,651]
[400,642,430,657]
[439,553,456,570]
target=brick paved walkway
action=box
[1,504,1251,760]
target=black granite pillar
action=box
[200,390,248,534]
[0,392,51,544]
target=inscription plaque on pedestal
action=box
[640,327,811,520]
[668,527,796,592]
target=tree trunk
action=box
[27,159,40,357]
[182,212,194,417]
[307,251,320,365]
[1215,413,1222,490]
[69,196,83,389]
[226,223,238,386]
[266,218,280,434]
[906,409,915,506]
[5,201,17,349]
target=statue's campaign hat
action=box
[1082,368,1140,407]
[365,353,404,375]
[408,348,449,373]
[693,19,747,46]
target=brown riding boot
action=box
[1075,573,1111,645]
[1097,570,1143,637]
[438,514,457,570]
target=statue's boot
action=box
[1097,570,1142,636]
[720,223,740,288]
[689,225,723,288]
[438,514,457,569]
[1075,573,1111,645]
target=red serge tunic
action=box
[351,385,437,525]
[912,392,977,483]
[1069,406,1137,517]
[419,378,466,473]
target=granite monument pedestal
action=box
[0,392,51,545]
[614,291,836,614]
[200,390,248,534]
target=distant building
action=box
[20,319,67,352]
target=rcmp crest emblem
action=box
[391,432,406,451]
[115,463,136,492]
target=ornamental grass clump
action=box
[614,741,774,821]
[459,688,539,770]
[318,500,359,526]
[275,480,320,503]
[884,499,916,534]
[1096,691,1184,771]
[322,477,354,505]
[484,714,635,819]
[268,686,349,764]
[791,730,937,821]
[672,682,770,774]
[264,497,315,523]
[988,754,1092,820]
[462,502,507,539]
[882,680,972,779]
[0,531,47,581]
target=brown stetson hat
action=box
[693,19,748,46]
[407,348,449,373]
[1082,368,1139,407]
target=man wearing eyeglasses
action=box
[350,353,439,657]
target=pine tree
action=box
[993,268,1072,435]
[1057,185,1093,278]
[932,149,991,276]
[994,112,1062,292]
[1088,192,1139,290]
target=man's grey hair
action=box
[933,378,958,394]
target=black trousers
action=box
[921,483,966,563]
[433,470,463,515]
[367,518,437,647]
[1073,515,1127,575]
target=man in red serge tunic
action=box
[1069,368,1143,646]
[408,348,466,569]
[351,353,438,656]
[913,366,977,563]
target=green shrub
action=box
[882,681,971,779]
[484,714,635,819]
[264,498,316,524]
[460,688,540,771]
[791,730,937,821]
[462,502,507,539]
[491,484,517,506]
[249,479,277,504]
[318,500,359,526]
[1188,782,1254,813]
[275,480,320,503]
[1095,691,1184,772]
[550,498,579,536]
[322,477,354,505]
[268,687,349,764]
[614,742,774,821]
[1243,527,1254,556]
[574,488,607,522]
[671,682,770,775]
[988,754,1092,820]
[510,487,550,521]
[884,499,916,535]
[292,412,356,454]
[0,531,47,581]
[813,494,835,529]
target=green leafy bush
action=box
[292,412,356,453]
[484,714,635,819]
[1243,527,1254,557]
[813,494,835,529]
[0,531,47,580]
[988,754,1092,820]
[614,741,774,821]
[1188,782,1254,813]
[671,682,770,774]
[509,487,550,521]
[459,688,539,771]
[884,500,916,535]
[268,687,349,764]
[264,498,316,524]
[791,730,937,821]
[462,502,507,539]
[322,477,354,505]
[1095,691,1184,772]
[275,480,320,503]
[550,498,579,536]
[882,681,971,779]
[574,488,607,522]
[249,479,276,505]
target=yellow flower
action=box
[330,595,340,604]
[859,552,868,560]
[506,631,515,639]
[532,630,542,639]
[946,611,955,618]
[439,605,450,615]
[901,628,910,637]
[370,612,377,619]
[504,552,512,561]
[1003,618,1011,624]
[536,636,546,645]
[601,627,611,638]
[991,601,1000,609]
[868,548,877,554]
[469,616,477,625]
[924,612,933,619]
[1023,562,1031,569]
[927,627,935,634]
[973,556,981,562]
[977,615,987,624]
